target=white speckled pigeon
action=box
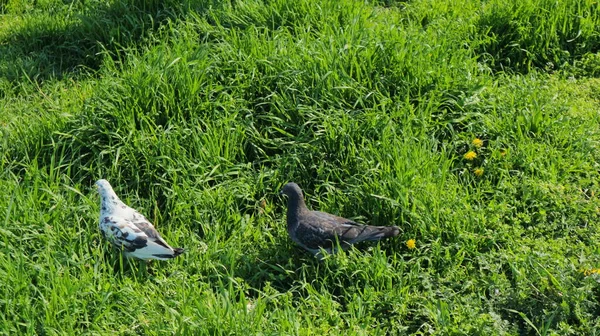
[95,179,184,260]
[280,182,400,258]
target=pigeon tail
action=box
[152,248,184,259]
[385,226,401,237]
[358,225,400,242]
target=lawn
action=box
[1,0,600,334]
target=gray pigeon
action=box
[95,179,184,260]
[280,182,400,258]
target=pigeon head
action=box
[95,179,113,194]
[280,182,303,199]
[95,179,120,206]
[280,182,307,214]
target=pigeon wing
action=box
[294,211,356,250]
[101,216,177,259]
[123,209,179,244]
[127,215,176,250]
[101,216,149,252]
[127,212,159,238]
[308,211,397,245]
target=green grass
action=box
[1,0,600,334]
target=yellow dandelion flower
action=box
[500,150,507,157]
[406,239,416,249]
[474,168,484,176]
[472,138,483,148]
[583,268,600,276]
[464,151,477,160]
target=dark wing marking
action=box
[125,213,176,252]
[126,235,148,252]
[128,213,160,239]
[152,237,171,249]
[102,217,149,252]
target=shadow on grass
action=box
[235,235,403,295]
[0,0,219,83]
[474,0,600,74]
[100,248,157,282]
[238,239,313,294]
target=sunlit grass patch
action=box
[1,0,600,334]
